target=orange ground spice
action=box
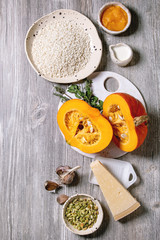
[101,5,128,31]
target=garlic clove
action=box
[57,194,69,205]
[44,180,60,191]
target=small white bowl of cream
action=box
[109,43,133,67]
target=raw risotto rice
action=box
[31,20,91,78]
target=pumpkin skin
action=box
[103,93,148,152]
[57,99,113,153]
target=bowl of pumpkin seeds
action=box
[62,193,103,235]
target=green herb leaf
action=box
[53,79,103,111]
[53,93,70,102]
[54,86,66,94]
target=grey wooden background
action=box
[0,0,160,239]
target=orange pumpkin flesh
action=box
[103,93,148,152]
[57,99,113,153]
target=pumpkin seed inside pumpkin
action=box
[65,110,100,145]
[108,105,129,143]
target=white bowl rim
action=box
[62,193,103,235]
[98,2,131,35]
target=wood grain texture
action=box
[0,0,160,239]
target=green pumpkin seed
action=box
[65,197,99,230]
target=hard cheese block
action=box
[90,160,140,221]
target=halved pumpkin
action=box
[103,93,148,152]
[57,99,113,153]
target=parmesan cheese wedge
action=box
[90,160,140,221]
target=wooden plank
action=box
[0,0,159,239]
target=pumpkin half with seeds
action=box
[57,99,113,153]
[103,93,149,152]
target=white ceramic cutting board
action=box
[89,156,138,189]
[58,71,146,158]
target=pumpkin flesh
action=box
[65,110,100,145]
[57,99,113,153]
[103,93,148,152]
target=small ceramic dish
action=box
[109,43,133,66]
[98,2,131,35]
[62,193,103,235]
[25,9,102,83]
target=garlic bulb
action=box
[56,165,81,185]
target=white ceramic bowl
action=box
[62,193,103,235]
[25,9,102,83]
[98,2,131,35]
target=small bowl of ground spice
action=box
[62,194,103,235]
[98,2,131,35]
